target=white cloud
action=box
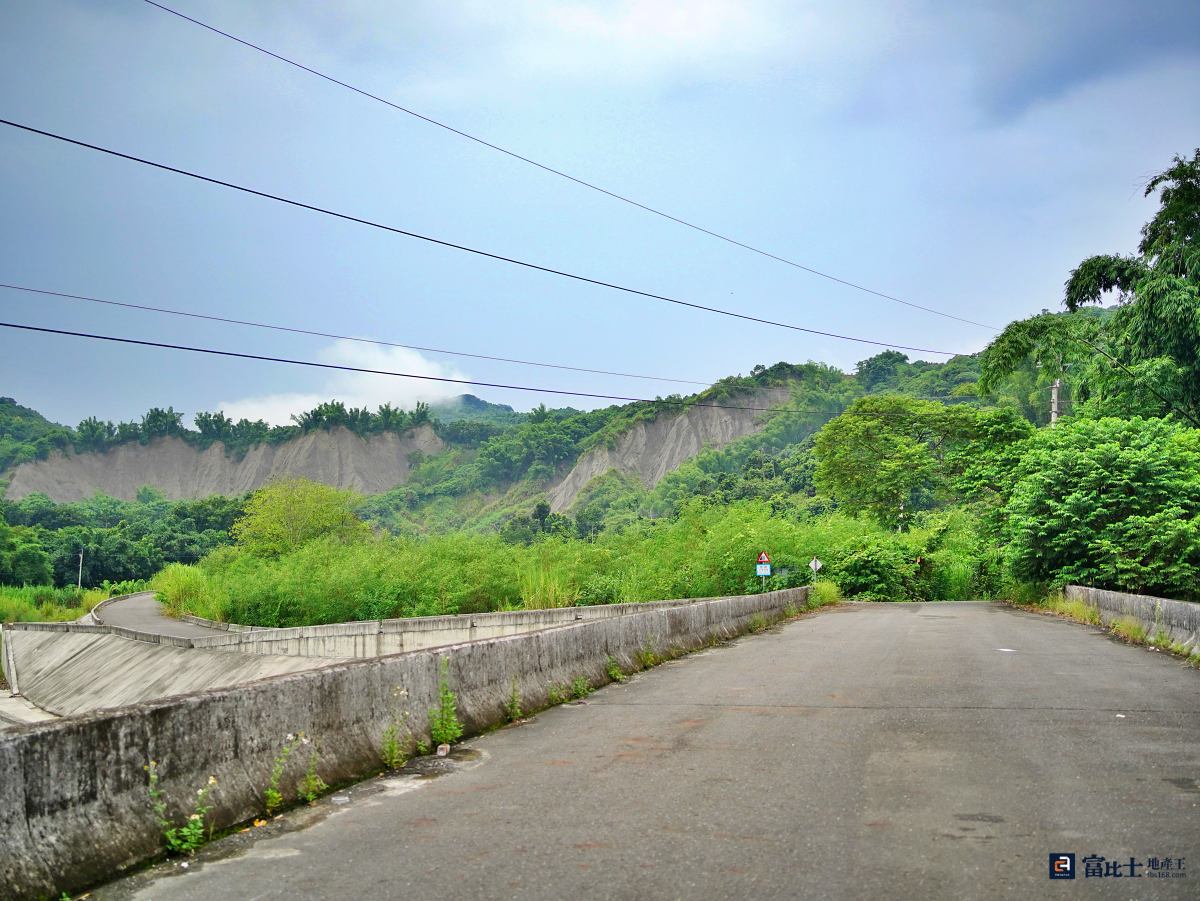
[498,0,787,84]
[300,0,839,99]
[215,340,469,426]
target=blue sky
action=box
[2,0,1198,426]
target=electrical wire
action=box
[0,320,990,418]
[0,117,969,358]
[1,281,996,396]
[1067,334,1200,427]
[0,282,710,387]
[141,0,998,331]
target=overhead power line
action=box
[0,282,710,387]
[0,321,987,417]
[1,282,991,399]
[1066,334,1200,428]
[0,118,968,358]
[141,0,997,332]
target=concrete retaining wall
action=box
[185,597,728,658]
[1065,585,1200,649]
[0,587,806,900]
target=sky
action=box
[1,0,1198,427]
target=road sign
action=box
[756,563,772,577]
[757,552,771,564]
[809,557,823,573]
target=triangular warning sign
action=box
[757,551,770,564]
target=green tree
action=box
[194,411,233,443]
[375,403,407,431]
[231,477,370,557]
[409,402,431,426]
[813,396,979,529]
[856,351,909,391]
[1064,149,1200,419]
[140,407,186,440]
[1003,417,1200,598]
[75,416,116,452]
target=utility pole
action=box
[1050,379,1061,426]
[77,550,84,591]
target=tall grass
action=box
[519,562,577,609]
[152,563,220,619]
[0,585,110,624]
[153,501,1000,628]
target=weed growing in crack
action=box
[429,657,464,746]
[380,723,405,769]
[299,748,327,803]
[504,677,523,722]
[1111,616,1147,644]
[547,682,569,705]
[605,656,626,683]
[636,642,659,669]
[264,733,308,815]
[144,761,216,855]
[379,686,417,769]
[571,676,591,699]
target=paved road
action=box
[96,592,225,638]
[101,602,1200,900]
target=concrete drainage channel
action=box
[0,586,808,900]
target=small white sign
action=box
[809,557,823,573]
[756,563,772,577]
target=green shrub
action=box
[830,535,917,601]
[577,572,624,606]
[1003,417,1200,599]
[151,564,216,619]
[808,580,842,607]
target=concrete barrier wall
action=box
[0,587,806,900]
[89,593,141,626]
[179,615,261,632]
[1065,585,1200,649]
[186,597,727,658]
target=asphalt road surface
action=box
[100,602,1200,900]
[96,592,225,638]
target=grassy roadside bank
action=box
[1008,594,1200,669]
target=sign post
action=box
[756,552,771,590]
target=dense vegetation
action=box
[4,148,1199,624]
[1,490,241,587]
[0,397,73,473]
[0,394,520,467]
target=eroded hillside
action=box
[4,425,445,502]
[548,386,792,511]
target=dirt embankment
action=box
[3,425,445,502]
[548,387,791,512]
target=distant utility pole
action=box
[77,550,84,591]
[1050,379,1061,426]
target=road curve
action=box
[94,591,227,639]
[100,602,1200,901]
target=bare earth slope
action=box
[548,386,791,512]
[3,425,444,502]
